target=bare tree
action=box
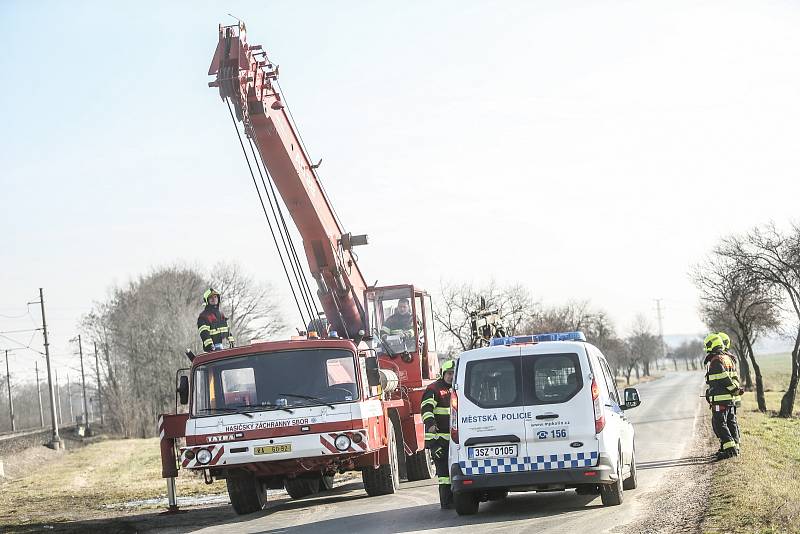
[209,262,288,343]
[627,314,658,378]
[718,223,800,417]
[434,280,538,352]
[693,252,781,412]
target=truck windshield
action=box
[193,348,359,416]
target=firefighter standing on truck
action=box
[197,288,235,352]
[704,333,743,460]
[421,359,455,509]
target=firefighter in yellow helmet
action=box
[716,331,742,450]
[197,289,235,352]
[421,359,455,509]
[704,333,742,459]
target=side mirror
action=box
[622,387,641,410]
[178,375,190,405]
[365,355,381,387]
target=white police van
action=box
[449,332,641,515]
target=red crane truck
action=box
[158,22,441,515]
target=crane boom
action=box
[208,23,367,337]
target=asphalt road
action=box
[174,371,705,534]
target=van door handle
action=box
[535,413,559,420]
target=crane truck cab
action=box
[448,331,642,515]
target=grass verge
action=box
[703,353,800,534]
[0,436,226,527]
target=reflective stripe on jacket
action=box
[197,305,234,352]
[421,378,451,446]
[705,353,739,406]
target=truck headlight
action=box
[334,434,351,451]
[196,448,213,464]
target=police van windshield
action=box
[464,353,583,408]
[193,349,359,416]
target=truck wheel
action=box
[405,448,435,481]
[600,450,624,506]
[226,470,267,515]
[285,476,321,499]
[623,450,638,490]
[362,419,400,496]
[320,474,335,491]
[454,491,480,515]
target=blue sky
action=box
[2,0,800,381]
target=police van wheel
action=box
[285,476,321,499]
[600,450,624,506]
[406,448,435,481]
[226,470,267,515]
[622,450,638,490]
[362,419,400,496]
[454,491,480,515]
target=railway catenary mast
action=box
[208,22,367,338]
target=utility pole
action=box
[655,298,666,371]
[35,360,44,427]
[76,335,90,433]
[55,369,63,426]
[36,288,61,449]
[93,341,104,426]
[67,373,74,423]
[4,350,15,432]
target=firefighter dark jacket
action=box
[421,378,451,446]
[704,351,740,406]
[197,304,234,352]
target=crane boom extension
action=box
[208,23,367,337]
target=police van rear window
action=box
[464,357,522,409]
[464,353,582,409]
[524,353,582,405]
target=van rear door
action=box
[457,346,526,470]
[521,346,599,471]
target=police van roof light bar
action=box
[489,331,586,346]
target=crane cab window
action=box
[366,287,420,355]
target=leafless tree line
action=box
[434,280,681,385]
[79,262,286,438]
[693,221,800,417]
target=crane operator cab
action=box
[365,285,439,385]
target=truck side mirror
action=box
[178,375,190,405]
[365,355,381,388]
[622,387,641,410]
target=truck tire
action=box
[320,474,335,491]
[285,476,321,499]
[600,449,624,506]
[623,450,638,490]
[405,448,435,481]
[362,419,400,496]
[454,491,479,515]
[226,470,267,515]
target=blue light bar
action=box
[489,331,586,346]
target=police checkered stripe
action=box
[459,451,599,475]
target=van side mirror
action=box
[365,355,381,387]
[178,375,190,405]
[622,387,641,410]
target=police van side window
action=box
[522,353,582,405]
[599,358,620,404]
[464,357,522,409]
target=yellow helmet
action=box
[716,332,731,350]
[440,359,455,378]
[704,333,723,353]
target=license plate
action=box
[534,427,569,441]
[467,444,518,459]
[254,444,292,455]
